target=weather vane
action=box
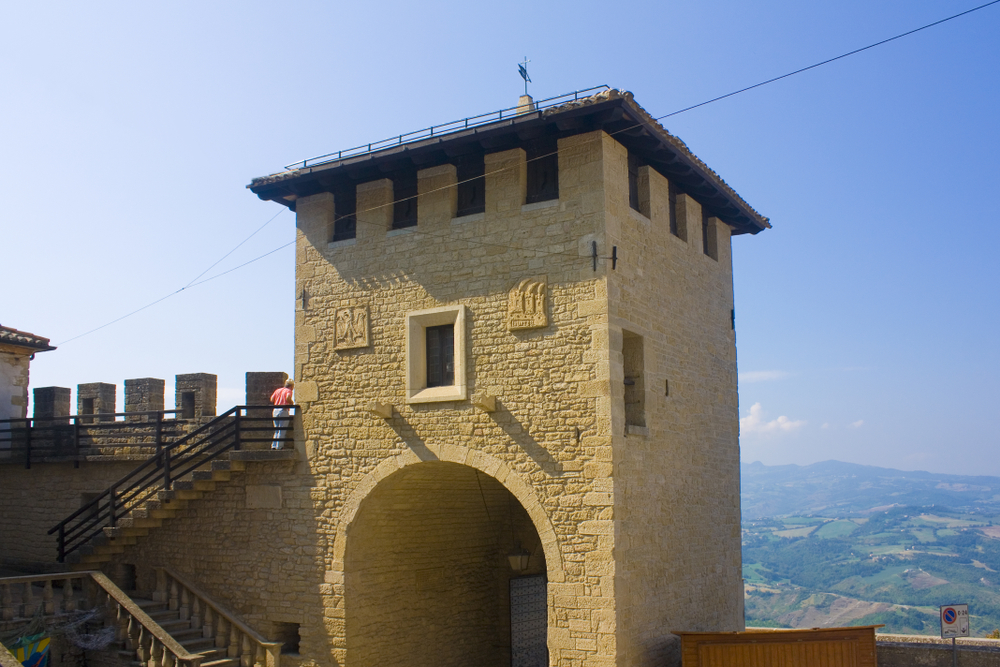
[518,57,531,96]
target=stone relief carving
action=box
[508,279,547,331]
[335,305,370,349]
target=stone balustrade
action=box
[155,567,281,667]
[0,571,204,667]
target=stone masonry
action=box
[0,326,55,422]
[12,88,769,667]
[77,382,116,421]
[174,373,218,419]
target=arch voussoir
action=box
[333,446,564,581]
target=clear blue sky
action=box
[3,1,997,475]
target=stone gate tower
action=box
[250,87,769,667]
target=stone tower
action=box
[249,87,769,667]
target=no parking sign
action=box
[940,604,969,638]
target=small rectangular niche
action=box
[455,153,485,217]
[702,207,718,260]
[628,152,649,218]
[669,181,686,241]
[623,330,645,428]
[117,564,137,593]
[81,493,101,521]
[81,398,95,424]
[393,170,418,229]
[525,138,558,204]
[332,183,357,242]
[180,392,196,419]
[273,622,301,655]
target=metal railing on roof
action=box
[284,85,611,171]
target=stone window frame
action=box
[405,305,467,404]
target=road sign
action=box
[940,604,969,638]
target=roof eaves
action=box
[0,326,56,352]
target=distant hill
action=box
[741,460,1000,519]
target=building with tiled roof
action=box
[0,325,55,421]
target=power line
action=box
[650,0,1000,123]
[55,223,295,346]
[316,0,1000,252]
[183,207,287,289]
[55,0,999,346]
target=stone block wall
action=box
[124,378,164,421]
[877,635,1000,666]
[65,126,751,667]
[0,351,30,422]
[33,387,71,422]
[174,373,217,419]
[77,383,116,421]
[246,372,287,405]
[0,461,139,569]
[601,138,744,665]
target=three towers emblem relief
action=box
[508,278,547,331]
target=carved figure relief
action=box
[508,279,547,331]
[335,305,370,349]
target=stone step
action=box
[180,637,217,652]
[170,627,204,641]
[214,459,242,473]
[103,526,150,539]
[173,480,216,493]
[201,658,240,667]
[194,647,231,661]
[191,470,225,483]
[71,551,113,565]
[147,609,181,623]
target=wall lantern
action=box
[507,544,531,573]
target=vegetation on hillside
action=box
[743,506,1000,635]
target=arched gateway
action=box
[332,448,564,666]
[248,87,763,667]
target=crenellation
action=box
[0,90,768,667]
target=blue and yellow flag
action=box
[10,634,49,667]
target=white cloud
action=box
[739,370,791,383]
[850,420,865,428]
[740,402,806,435]
[821,423,830,429]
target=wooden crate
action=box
[674,626,882,667]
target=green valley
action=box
[741,461,1000,635]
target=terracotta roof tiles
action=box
[0,325,56,352]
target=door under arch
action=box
[344,461,547,667]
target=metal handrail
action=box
[0,409,189,469]
[47,405,298,562]
[284,85,611,170]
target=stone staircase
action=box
[0,570,281,667]
[126,597,239,667]
[65,451,293,570]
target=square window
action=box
[406,306,467,404]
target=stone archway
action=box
[334,449,563,667]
